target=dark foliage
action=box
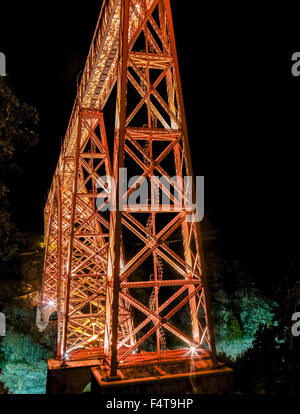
[0,77,39,277]
[218,277,300,394]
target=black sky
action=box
[1,1,300,285]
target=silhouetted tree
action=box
[0,77,39,277]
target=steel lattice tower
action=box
[41,0,219,384]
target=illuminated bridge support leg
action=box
[105,0,216,378]
[164,0,216,356]
[59,110,113,360]
[39,183,62,332]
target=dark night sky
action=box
[1,1,300,286]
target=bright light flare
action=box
[187,345,198,356]
[47,299,55,307]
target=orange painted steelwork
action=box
[41,0,216,376]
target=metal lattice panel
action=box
[41,0,216,375]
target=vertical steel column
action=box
[61,112,83,360]
[107,0,130,378]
